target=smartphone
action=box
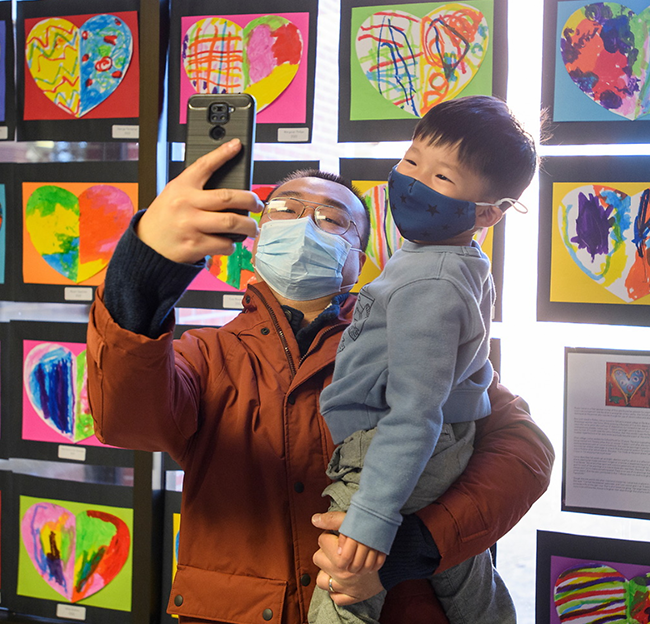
[185,93,257,242]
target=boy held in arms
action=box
[310,96,537,624]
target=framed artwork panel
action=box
[16,0,140,142]
[167,0,318,144]
[13,161,138,304]
[563,347,650,520]
[538,155,650,326]
[339,0,508,142]
[537,530,650,624]
[339,158,505,320]
[541,0,650,144]
[176,159,320,309]
[0,1,16,141]
[4,473,133,623]
[5,321,134,467]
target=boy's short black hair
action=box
[413,95,537,204]
[272,169,371,250]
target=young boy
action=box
[309,95,537,624]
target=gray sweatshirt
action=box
[319,240,494,553]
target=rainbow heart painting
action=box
[23,182,135,285]
[25,14,134,118]
[355,3,489,117]
[560,3,650,121]
[556,183,650,303]
[554,563,650,623]
[179,13,308,124]
[22,340,99,445]
[19,498,132,608]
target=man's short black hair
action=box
[413,95,537,204]
[273,169,371,250]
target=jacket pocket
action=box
[168,564,287,624]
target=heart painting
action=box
[25,184,134,284]
[24,342,93,443]
[557,184,650,303]
[611,366,647,405]
[25,14,133,118]
[182,15,303,112]
[356,3,489,117]
[561,3,650,120]
[21,501,130,603]
[554,563,650,623]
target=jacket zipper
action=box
[299,324,343,367]
[249,284,297,377]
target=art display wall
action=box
[0,0,648,622]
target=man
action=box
[87,140,554,623]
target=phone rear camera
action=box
[210,125,226,140]
[208,102,229,124]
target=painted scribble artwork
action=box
[173,512,180,578]
[356,3,489,117]
[22,182,136,286]
[24,13,135,119]
[22,340,107,447]
[18,496,132,609]
[560,2,650,121]
[354,180,493,288]
[552,559,650,623]
[179,13,309,125]
[555,183,650,303]
[605,361,650,407]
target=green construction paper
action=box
[17,495,133,611]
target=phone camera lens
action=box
[208,102,229,124]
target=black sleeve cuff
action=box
[104,211,205,338]
[378,514,441,591]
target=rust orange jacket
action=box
[87,281,554,624]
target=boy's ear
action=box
[475,203,505,228]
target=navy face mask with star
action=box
[387,165,476,243]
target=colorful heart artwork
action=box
[24,342,93,443]
[561,3,650,120]
[25,14,133,118]
[25,184,134,284]
[182,15,303,112]
[612,366,647,405]
[21,502,130,603]
[557,184,650,302]
[356,4,489,117]
[554,563,650,623]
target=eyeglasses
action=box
[264,198,361,238]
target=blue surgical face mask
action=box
[388,166,477,242]
[254,217,353,301]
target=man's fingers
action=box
[312,511,346,532]
[191,187,264,214]
[182,139,242,188]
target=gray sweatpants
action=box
[308,423,516,624]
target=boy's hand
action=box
[312,512,385,606]
[137,139,263,264]
[338,534,387,574]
